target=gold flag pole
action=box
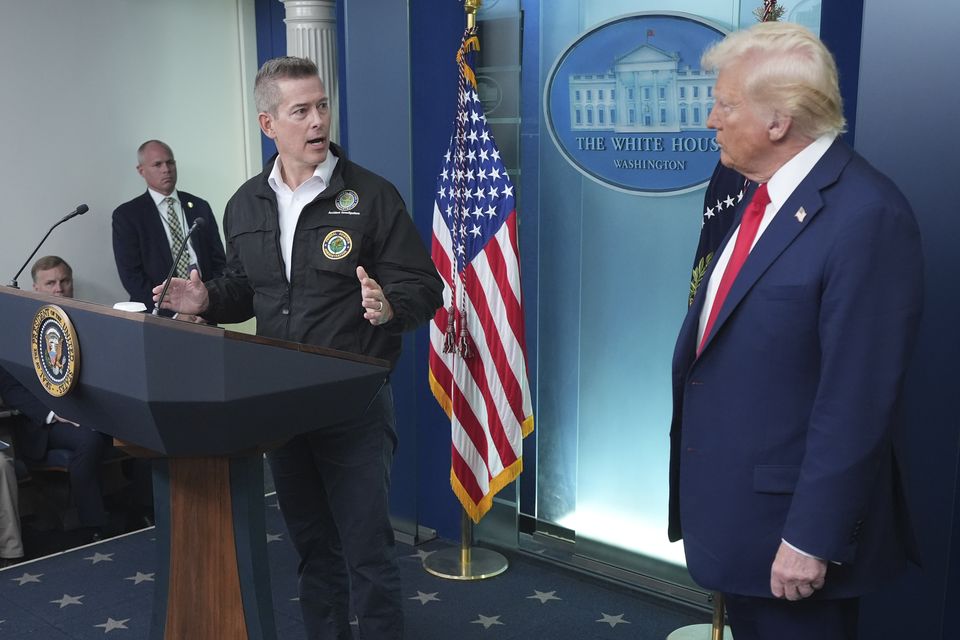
[465,0,481,29]
[422,0,509,581]
[666,592,731,640]
[423,509,509,580]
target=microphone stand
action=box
[9,204,88,288]
[153,218,204,316]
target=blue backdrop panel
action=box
[856,2,960,638]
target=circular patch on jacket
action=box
[322,230,353,260]
[335,190,359,212]
[31,304,80,397]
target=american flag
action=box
[428,29,534,523]
[688,162,748,306]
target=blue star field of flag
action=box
[0,496,701,638]
[435,78,516,273]
[688,162,748,306]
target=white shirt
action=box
[267,153,339,281]
[697,135,836,346]
[148,188,198,271]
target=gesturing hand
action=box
[152,269,210,316]
[357,266,393,326]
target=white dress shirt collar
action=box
[267,152,338,196]
[148,187,178,207]
[765,134,835,214]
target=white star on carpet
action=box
[527,590,561,603]
[11,572,42,585]
[51,593,84,608]
[409,591,440,604]
[410,549,435,561]
[94,617,130,632]
[471,614,504,629]
[84,552,114,564]
[125,572,154,584]
[267,533,283,543]
[596,612,630,627]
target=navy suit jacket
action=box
[112,190,226,311]
[669,139,923,599]
[0,365,53,460]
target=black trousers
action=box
[724,592,860,640]
[268,383,402,640]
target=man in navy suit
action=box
[112,140,226,312]
[670,22,923,639]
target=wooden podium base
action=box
[151,455,275,640]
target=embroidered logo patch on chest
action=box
[335,190,359,212]
[322,229,353,260]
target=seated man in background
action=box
[31,255,154,527]
[15,256,114,539]
[31,255,74,298]
[112,140,226,313]
[0,364,110,556]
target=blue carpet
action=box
[0,498,702,638]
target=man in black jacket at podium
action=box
[154,56,442,640]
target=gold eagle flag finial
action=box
[465,0,482,30]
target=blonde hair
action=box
[702,21,845,139]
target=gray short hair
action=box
[137,139,173,166]
[702,21,846,139]
[31,255,72,282]
[254,56,321,115]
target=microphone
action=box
[9,204,89,288]
[153,217,206,316]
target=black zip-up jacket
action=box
[205,145,443,368]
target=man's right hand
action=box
[152,269,210,316]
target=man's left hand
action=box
[357,266,393,326]
[770,541,827,601]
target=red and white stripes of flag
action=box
[428,28,534,522]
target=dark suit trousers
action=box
[724,593,859,640]
[46,424,109,528]
[268,383,402,640]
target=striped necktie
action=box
[163,197,191,279]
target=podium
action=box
[0,286,390,639]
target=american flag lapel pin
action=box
[795,206,807,223]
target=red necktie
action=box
[698,183,770,355]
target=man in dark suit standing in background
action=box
[670,21,923,640]
[112,140,226,312]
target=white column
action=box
[281,0,340,144]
